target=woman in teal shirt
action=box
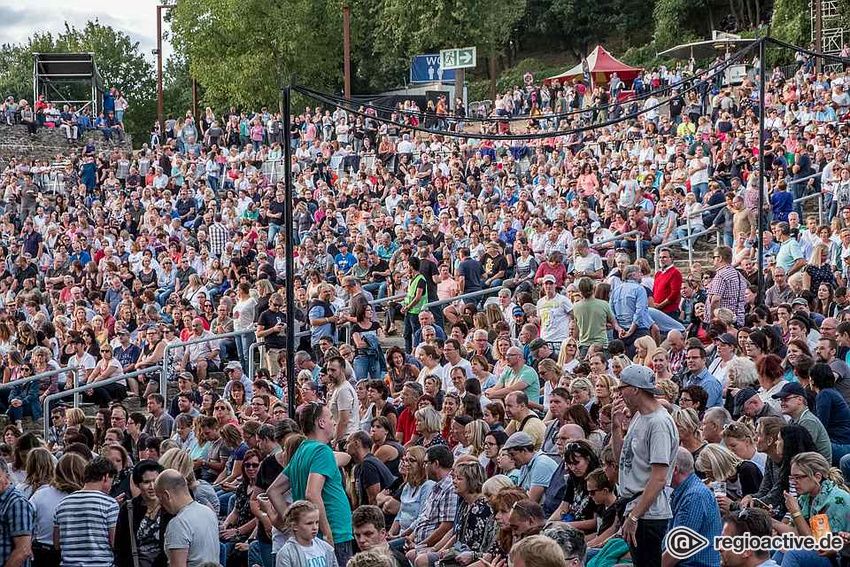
[771,451,850,567]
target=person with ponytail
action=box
[276,500,339,567]
[770,451,850,567]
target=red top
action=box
[653,265,683,314]
[397,407,417,445]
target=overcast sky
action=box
[0,2,172,62]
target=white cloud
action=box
[1,0,173,62]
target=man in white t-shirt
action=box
[67,334,96,389]
[572,239,603,279]
[157,469,220,567]
[536,275,573,346]
[688,145,710,201]
[441,339,474,393]
[323,355,360,444]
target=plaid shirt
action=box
[409,473,458,544]
[208,222,229,258]
[0,485,34,567]
[666,473,721,567]
[705,265,747,326]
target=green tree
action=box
[170,0,342,112]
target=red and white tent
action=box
[544,45,642,87]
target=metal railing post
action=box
[248,341,265,382]
[73,369,80,408]
[44,368,154,440]
[0,365,71,392]
[819,193,824,225]
[687,215,693,267]
[636,238,642,259]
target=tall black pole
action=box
[282,85,297,418]
[756,38,766,305]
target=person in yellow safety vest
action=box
[401,256,427,354]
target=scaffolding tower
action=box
[810,0,845,71]
[33,53,103,115]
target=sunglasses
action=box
[243,462,260,469]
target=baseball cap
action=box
[225,361,242,371]
[503,432,535,451]
[541,275,556,284]
[528,338,547,352]
[791,297,809,308]
[733,387,759,415]
[789,314,811,332]
[771,382,807,399]
[619,365,660,394]
[716,333,737,347]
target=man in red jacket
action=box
[653,249,683,321]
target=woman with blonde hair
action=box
[726,356,759,391]
[414,406,447,448]
[771,452,850,567]
[804,243,837,300]
[466,419,490,463]
[65,407,95,448]
[695,443,763,508]
[159,447,220,514]
[721,421,767,472]
[632,335,658,367]
[379,446,435,538]
[610,354,631,379]
[491,337,512,378]
[673,407,707,460]
[557,338,580,372]
[29,453,86,565]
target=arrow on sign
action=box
[459,49,473,65]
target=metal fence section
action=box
[590,230,643,258]
[423,286,501,309]
[159,328,257,407]
[42,368,153,440]
[654,226,721,271]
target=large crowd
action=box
[1,47,850,567]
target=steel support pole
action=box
[757,39,767,305]
[282,86,297,419]
[342,5,352,99]
[156,5,164,136]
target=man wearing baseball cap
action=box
[611,365,678,567]
[536,274,573,348]
[503,431,558,504]
[773,382,832,463]
[733,387,781,426]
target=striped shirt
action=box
[54,490,119,567]
[0,486,34,567]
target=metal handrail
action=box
[654,226,721,270]
[368,293,405,307]
[792,192,824,225]
[590,229,644,258]
[423,287,500,309]
[42,367,153,439]
[0,365,70,391]
[248,341,265,381]
[159,328,256,406]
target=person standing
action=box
[610,266,653,357]
[0,457,33,567]
[612,365,679,567]
[401,257,427,354]
[572,277,622,357]
[258,292,290,375]
[54,457,120,567]
[705,246,747,327]
[156,469,220,567]
[536,274,573,350]
[272,402,355,566]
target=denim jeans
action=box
[248,540,273,567]
[156,286,174,306]
[335,540,354,567]
[268,223,284,247]
[692,182,709,202]
[363,282,386,300]
[773,549,834,567]
[354,355,382,381]
[236,330,256,373]
[404,312,421,353]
